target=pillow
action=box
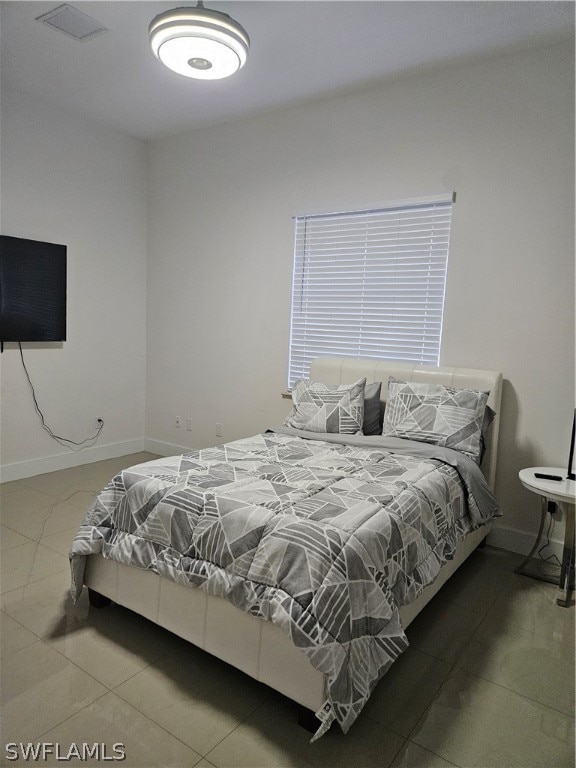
[363,381,383,436]
[382,377,489,462]
[284,378,366,434]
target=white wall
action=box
[146,41,574,553]
[0,90,148,479]
[1,42,572,553]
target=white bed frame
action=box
[84,357,502,718]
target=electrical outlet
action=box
[175,416,182,428]
[216,422,223,437]
[186,418,193,431]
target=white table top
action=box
[519,467,576,505]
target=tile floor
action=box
[1,453,575,768]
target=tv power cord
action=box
[18,342,104,449]
[537,506,562,568]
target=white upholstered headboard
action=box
[309,356,503,491]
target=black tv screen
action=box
[0,235,67,343]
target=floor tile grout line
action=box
[31,690,112,746]
[409,573,574,744]
[1,499,67,544]
[60,603,281,759]
[0,606,46,646]
[12,632,208,759]
[382,648,462,748]
[30,687,205,767]
[2,480,61,495]
[4,592,125,691]
[0,569,71,600]
[15,595,181,690]
[33,634,117,692]
[1,517,42,533]
[361,647,453,742]
[469,585,576,651]
[451,664,576,722]
[0,519,45,542]
[4,605,200,712]
[9,485,96,536]
[110,682,222,759]
[108,689,207,764]
[406,657,575,751]
[0,537,71,556]
[0,563,72,598]
[386,736,462,768]
[404,591,497,748]
[470,600,575,650]
[201,693,276,761]
[1,647,112,747]
[37,536,78,556]
[81,624,174,690]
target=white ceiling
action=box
[1,1,574,140]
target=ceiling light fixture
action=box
[149,2,250,80]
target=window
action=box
[288,194,454,387]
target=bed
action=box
[69,356,502,739]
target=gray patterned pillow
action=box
[285,378,366,434]
[382,377,489,462]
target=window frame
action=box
[288,192,455,387]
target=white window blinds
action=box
[288,195,454,387]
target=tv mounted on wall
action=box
[0,235,67,345]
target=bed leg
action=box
[88,588,111,608]
[297,706,322,734]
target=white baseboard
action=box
[0,438,189,482]
[488,521,564,560]
[144,438,191,457]
[0,439,146,482]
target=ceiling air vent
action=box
[36,4,107,41]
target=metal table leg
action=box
[515,495,548,577]
[557,502,575,607]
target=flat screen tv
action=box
[0,235,67,343]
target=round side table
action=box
[517,467,575,607]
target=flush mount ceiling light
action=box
[149,2,249,80]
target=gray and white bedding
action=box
[69,429,499,739]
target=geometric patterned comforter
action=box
[69,430,499,739]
